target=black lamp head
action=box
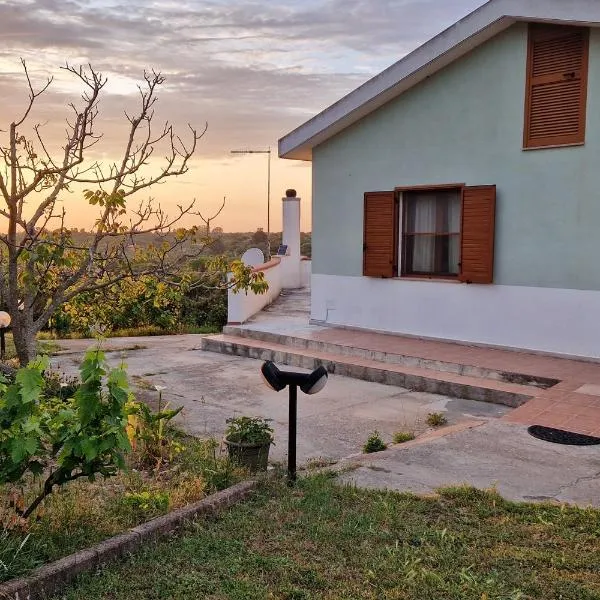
[261,361,328,395]
[299,365,328,395]
[261,360,286,391]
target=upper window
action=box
[402,189,461,277]
[524,23,589,149]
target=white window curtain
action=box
[447,195,461,274]
[411,193,436,273]
[406,191,461,275]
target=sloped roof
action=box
[279,0,600,161]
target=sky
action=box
[0,0,485,232]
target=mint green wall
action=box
[312,23,600,290]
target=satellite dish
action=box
[241,247,265,268]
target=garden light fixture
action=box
[261,360,328,483]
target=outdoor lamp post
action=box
[261,360,328,484]
[0,311,11,360]
[230,148,272,258]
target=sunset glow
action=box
[0,0,483,232]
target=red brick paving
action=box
[302,327,600,437]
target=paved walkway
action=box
[235,290,600,437]
[310,330,600,436]
[51,332,600,506]
[337,420,600,506]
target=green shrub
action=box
[224,416,274,445]
[0,349,132,518]
[131,387,184,471]
[426,412,448,427]
[363,431,387,453]
[63,276,184,336]
[119,491,169,519]
[393,431,416,444]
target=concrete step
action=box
[222,325,558,390]
[201,334,536,407]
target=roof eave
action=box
[279,0,600,162]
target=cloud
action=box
[0,0,485,152]
[0,0,484,231]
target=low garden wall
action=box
[227,257,282,324]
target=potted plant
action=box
[223,416,274,472]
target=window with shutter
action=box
[363,184,496,284]
[524,24,589,149]
[363,191,398,278]
[459,185,496,284]
[401,188,462,277]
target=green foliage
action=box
[0,528,36,581]
[0,349,132,518]
[179,270,228,330]
[170,436,240,492]
[209,257,268,295]
[41,370,80,400]
[55,260,265,337]
[131,390,184,470]
[224,416,274,445]
[393,431,416,444]
[251,228,268,244]
[362,431,387,453]
[0,434,243,583]
[119,490,169,519]
[426,412,448,427]
[63,276,184,337]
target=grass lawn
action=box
[55,473,600,600]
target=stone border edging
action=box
[0,479,258,600]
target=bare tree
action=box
[0,61,262,364]
[199,196,226,236]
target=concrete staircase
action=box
[201,324,557,407]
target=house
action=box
[279,0,600,360]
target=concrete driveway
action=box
[51,335,507,464]
[51,335,600,506]
[338,420,600,506]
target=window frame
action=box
[395,184,465,280]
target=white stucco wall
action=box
[312,274,600,359]
[310,23,600,357]
[227,259,282,324]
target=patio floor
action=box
[227,289,600,438]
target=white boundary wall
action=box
[311,274,600,360]
[227,258,282,324]
[301,259,311,288]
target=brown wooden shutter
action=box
[363,191,398,278]
[524,24,589,148]
[459,185,496,284]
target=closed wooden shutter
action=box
[459,186,496,284]
[524,24,589,148]
[363,191,398,278]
